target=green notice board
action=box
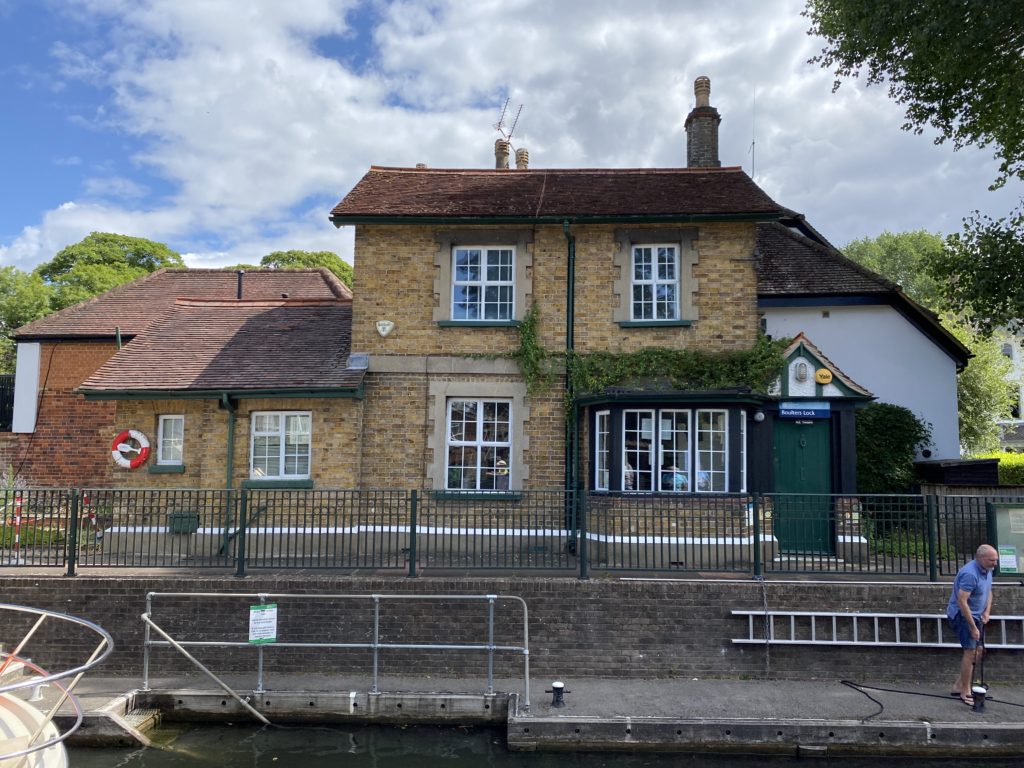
[988,503,1024,575]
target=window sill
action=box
[436,320,521,328]
[431,491,522,501]
[149,464,186,474]
[617,320,693,328]
[242,479,315,490]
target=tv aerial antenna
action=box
[494,97,523,146]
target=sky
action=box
[1,0,1021,271]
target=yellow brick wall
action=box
[115,397,363,489]
[358,373,566,490]
[352,222,758,357]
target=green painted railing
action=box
[0,488,1017,580]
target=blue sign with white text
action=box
[778,400,831,419]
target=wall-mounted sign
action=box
[814,369,833,384]
[989,503,1024,575]
[249,603,278,644]
[778,400,831,419]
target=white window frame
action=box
[445,398,513,491]
[595,410,610,491]
[695,409,729,493]
[630,243,679,321]
[451,246,516,321]
[249,411,312,480]
[157,415,185,466]
[617,407,730,494]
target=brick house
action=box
[2,78,966,534]
[328,76,965,511]
[2,269,359,490]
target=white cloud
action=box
[2,0,1020,270]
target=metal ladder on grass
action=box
[731,610,1024,649]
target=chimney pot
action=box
[494,138,510,169]
[515,147,530,170]
[236,270,244,300]
[694,75,711,107]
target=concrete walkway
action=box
[41,673,1024,756]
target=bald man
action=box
[947,544,998,705]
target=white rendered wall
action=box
[12,342,40,433]
[763,305,961,459]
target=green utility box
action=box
[167,511,200,535]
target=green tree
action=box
[806,1,1024,334]
[35,232,184,311]
[842,230,944,311]
[842,231,1015,453]
[260,250,353,287]
[855,402,931,493]
[0,267,53,372]
[930,208,1024,336]
[805,0,1024,188]
[946,316,1017,454]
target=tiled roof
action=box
[78,299,361,394]
[15,268,351,340]
[755,222,897,296]
[330,166,786,220]
[757,222,970,367]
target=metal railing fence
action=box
[141,592,531,709]
[0,487,1019,580]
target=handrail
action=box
[0,604,114,765]
[142,591,531,711]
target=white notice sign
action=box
[249,603,278,644]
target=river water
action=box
[67,724,1020,768]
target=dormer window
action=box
[452,247,514,320]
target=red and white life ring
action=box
[111,429,151,469]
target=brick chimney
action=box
[684,75,721,168]
[494,139,510,169]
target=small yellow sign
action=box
[814,368,833,384]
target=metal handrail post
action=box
[234,489,248,577]
[143,592,153,691]
[578,489,589,579]
[753,494,762,578]
[372,595,381,694]
[486,596,495,695]
[65,490,79,577]
[408,490,418,578]
[926,494,938,582]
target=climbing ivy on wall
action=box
[566,333,789,399]
[511,302,789,402]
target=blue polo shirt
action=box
[946,559,993,620]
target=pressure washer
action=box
[970,619,988,713]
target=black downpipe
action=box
[562,221,581,568]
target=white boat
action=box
[0,605,114,768]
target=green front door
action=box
[773,419,833,553]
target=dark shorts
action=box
[949,613,981,650]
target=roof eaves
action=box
[78,384,365,401]
[331,212,785,227]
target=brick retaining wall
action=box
[3,574,1021,685]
